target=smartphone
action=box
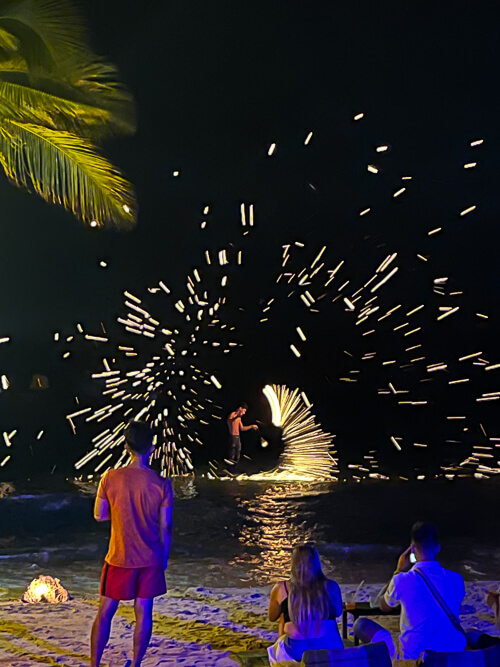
[410,552,417,564]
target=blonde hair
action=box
[288,544,332,636]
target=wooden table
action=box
[342,602,400,645]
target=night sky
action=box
[1,1,500,479]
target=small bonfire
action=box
[22,575,69,603]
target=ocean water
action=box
[1,477,499,599]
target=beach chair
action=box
[231,640,391,667]
[299,642,392,665]
[230,648,272,666]
[417,644,500,666]
[230,648,299,666]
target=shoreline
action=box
[0,582,498,666]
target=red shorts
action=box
[100,562,166,600]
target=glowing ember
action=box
[23,575,69,603]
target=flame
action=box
[262,384,338,479]
[22,575,69,603]
[263,384,282,426]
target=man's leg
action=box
[353,617,396,658]
[90,596,119,667]
[132,597,154,667]
[466,629,500,650]
[234,437,241,463]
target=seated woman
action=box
[267,544,343,664]
[466,591,500,650]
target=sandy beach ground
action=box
[0,583,498,666]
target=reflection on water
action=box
[3,477,500,592]
[231,482,332,583]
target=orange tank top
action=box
[97,467,173,568]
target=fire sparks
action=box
[262,384,338,479]
[72,244,243,477]
[2,107,497,484]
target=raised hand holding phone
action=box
[396,545,414,574]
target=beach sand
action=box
[0,583,498,666]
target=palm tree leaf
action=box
[0,52,25,69]
[0,56,135,136]
[0,118,136,228]
[0,0,89,74]
[67,60,136,134]
[0,25,18,52]
[0,76,117,134]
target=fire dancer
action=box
[90,420,173,667]
[227,402,259,464]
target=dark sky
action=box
[1,0,500,478]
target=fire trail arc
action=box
[263,384,338,479]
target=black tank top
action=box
[279,581,338,624]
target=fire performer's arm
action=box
[160,479,174,570]
[227,411,238,424]
[240,423,259,431]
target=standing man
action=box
[90,421,173,667]
[227,402,258,464]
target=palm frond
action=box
[0,52,25,69]
[0,118,136,228]
[0,25,18,52]
[67,60,136,134]
[0,77,116,133]
[0,0,89,74]
[0,56,135,136]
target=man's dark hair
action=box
[238,402,248,410]
[125,420,154,454]
[411,522,439,549]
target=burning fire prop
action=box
[22,575,69,603]
[262,384,338,479]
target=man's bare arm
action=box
[94,496,110,522]
[160,504,173,568]
[379,546,410,611]
[240,423,258,431]
[379,596,393,612]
